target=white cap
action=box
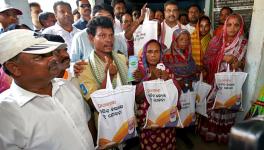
[0,29,67,64]
[0,3,22,15]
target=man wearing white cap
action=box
[0,3,23,34]
[0,29,95,150]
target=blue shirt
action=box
[70,30,128,62]
[73,18,88,30]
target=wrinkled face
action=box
[188,6,200,24]
[220,9,231,25]
[11,52,60,81]
[179,15,188,25]
[0,9,19,27]
[155,10,164,22]
[226,16,241,38]
[146,41,161,66]
[78,0,91,18]
[114,3,126,20]
[199,19,211,37]
[55,4,73,26]
[164,4,179,23]
[176,33,190,50]
[53,48,70,71]
[121,13,132,31]
[43,14,56,28]
[90,27,114,53]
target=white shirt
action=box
[70,29,128,62]
[163,22,187,48]
[0,79,95,150]
[185,24,196,34]
[114,17,123,34]
[42,22,80,54]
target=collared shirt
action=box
[42,22,80,54]
[73,17,88,30]
[0,79,95,150]
[163,22,187,48]
[70,29,128,62]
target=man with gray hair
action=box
[0,29,95,150]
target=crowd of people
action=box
[0,0,250,149]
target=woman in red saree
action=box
[198,13,248,144]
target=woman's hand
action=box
[133,69,144,82]
[74,60,87,77]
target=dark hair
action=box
[221,7,233,14]
[53,1,72,13]
[29,2,41,8]
[199,15,211,25]
[76,0,80,7]
[164,0,178,10]
[179,13,188,18]
[187,4,201,13]
[7,24,32,31]
[38,12,55,26]
[92,4,114,19]
[111,0,126,8]
[72,9,80,15]
[86,16,114,36]
[42,34,65,43]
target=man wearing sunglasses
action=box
[73,0,91,30]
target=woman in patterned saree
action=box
[134,39,181,150]
[199,13,248,144]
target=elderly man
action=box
[73,0,91,30]
[0,3,22,34]
[0,29,95,150]
[43,1,80,53]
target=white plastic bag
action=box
[178,90,196,128]
[91,71,137,149]
[213,65,247,111]
[133,8,158,56]
[193,74,212,117]
[143,79,181,128]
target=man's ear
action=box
[4,61,21,77]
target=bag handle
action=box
[226,64,230,72]
[106,70,113,90]
[143,8,150,23]
[116,73,122,87]
[199,73,203,82]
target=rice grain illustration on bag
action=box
[91,71,137,149]
[213,65,247,111]
[143,79,181,128]
[177,90,196,128]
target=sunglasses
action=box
[80,4,91,9]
